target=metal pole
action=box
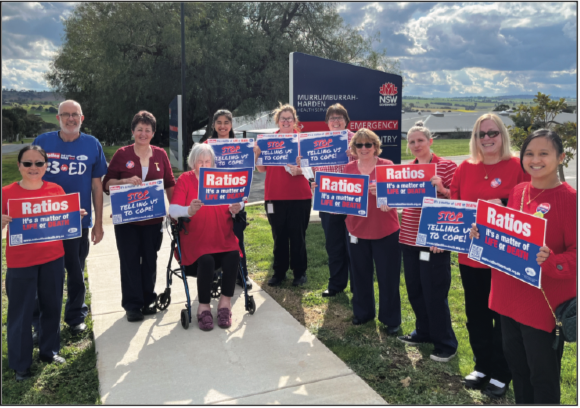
[181,2,188,171]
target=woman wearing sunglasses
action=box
[450,113,529,398]
[2,146,87,381]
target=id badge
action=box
[420,251,430,262]
[267,203,274,214]
[349,233,358,244]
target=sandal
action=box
[217,308,232,328]
[197,310,214,331]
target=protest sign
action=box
[256,133,299,166]
[110,179,166,225]
[416,198,477,252]
[207,138,255,170]
[198,167,253,206]
[313,172,369,216]
[375,163,437,207]
[298,130,349,167]
[8,193,82,246]
[468,199,546,288]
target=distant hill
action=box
[2,90,65,104]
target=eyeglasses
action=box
[58,113,81,119]
[20,161,46,167]
[478,130,500,139]
[328,116,345,122]
[355,143,374,149]
[279,117,294,123]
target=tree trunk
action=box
[558,164,566,182]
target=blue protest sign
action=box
[256,134,299,166]
[416,198,477,252]
[376,163,437,208]
[207,138,255,170]
[468,200,547,288]
[298,130,349,167]
[110,179,167,224]
[8,193,82,246]
[313,172,369,217]
[198,167,253,206]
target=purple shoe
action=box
[197,310,214,331]
[217,308,232,328]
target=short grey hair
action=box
[58,99,83,115]
[188,143,215,170]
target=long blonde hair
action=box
[469,113,514,164]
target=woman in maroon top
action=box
[450,113,529,398]
[470,130,576,404]
[103,111,176,323]
[254,104,312,287]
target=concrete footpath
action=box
[87,202,385,404]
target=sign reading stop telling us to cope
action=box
[256,134,299,166]
[110,179,167,225]
[207,138,255,170]
[313,172,369,217]
[468,199,547,288]
[375,163,437,208]
[298,130,349,167]
[8,192,82,246]
[198,167,253,206]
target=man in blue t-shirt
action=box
[33,100,108,338]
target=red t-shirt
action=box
[489,182,577,332]
[2,181,65,268]
[170,171,240,266]
[450,156,530,268]
[102,144,175,226]
[399,154,457,247]
[344,158,400,240]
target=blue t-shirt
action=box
[33,131,108,228]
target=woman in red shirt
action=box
[2,146,85,380]
[169,143,242,331]
[254,104,312,287]
[103,111,176,323]
[471,129,576,404]
[343,129,401,333]
[397,121,459,362]
[450,113,529,398]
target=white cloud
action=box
[2,59,53,90]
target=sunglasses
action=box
[355,143,374,149]
[20,161,46,167]
[478,130,500,139]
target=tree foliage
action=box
[1,107,44,142]
[46,2,400,146]
[508,92,577,182]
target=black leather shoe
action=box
[32,331,39,346]
[236,277,253,290]
[70,322,87,335]
[126,310,144,322]
[462,371,489,389]
[15,369,32,381]
[268,276,286,287]
[352,316,373,325]
[322,289,343,297]
[39,354,66,364]
[142,305,157,315]
[482,382,507,399]
[292,275,307,286]
[385,325,400,335]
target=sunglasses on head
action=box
[478,130,500,139]
[355,143,374,149]
[20,161,46,167]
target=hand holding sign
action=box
[2,214,12,230]
[229,202,242,215]
[188,199,203,216]
[124,175,143,186]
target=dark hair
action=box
[131,110,156,132]
[520,129,564,172]
[211,109,235,139]
[325,103,350,126]
[18,145,48,163]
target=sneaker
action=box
[15,369,32,382]
[430,350,457,362]
[482,380,507,399]
[292,275,307,286]
[268,276,286,287]
[463,371,489,389]
[126,310,144,322]
[142,305,157,315]
[397,334,429,346]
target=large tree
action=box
[46,2,400,147]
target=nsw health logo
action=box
[379,82,398,107]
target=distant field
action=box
[401,139,470,161]
[403,96,577,112]
[2,103,60,125]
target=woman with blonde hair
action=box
[450,113,529,398]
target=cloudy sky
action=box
[2,2,577,97]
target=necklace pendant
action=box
[484,175,488,180]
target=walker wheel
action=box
[156,292,171,311]
[181,309,189,329]
[246,296,256,315]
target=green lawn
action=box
[244,205,577,405]
[2,153,20,187]
[401,139,470,161]
[1,240,100,404]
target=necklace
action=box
[527,183,545,205]
[482,160,499,180]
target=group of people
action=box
[2,100,576,405]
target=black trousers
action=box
[401,244,458,354]
[459,264,511,384]
[265,199,311,279]
[114,222,163,313]
[193,251,239,304]
[501,315,565,404]
[7,257,65,371]
[233,211,248,278]
[320,211,351,292]
[348,231,401,327]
